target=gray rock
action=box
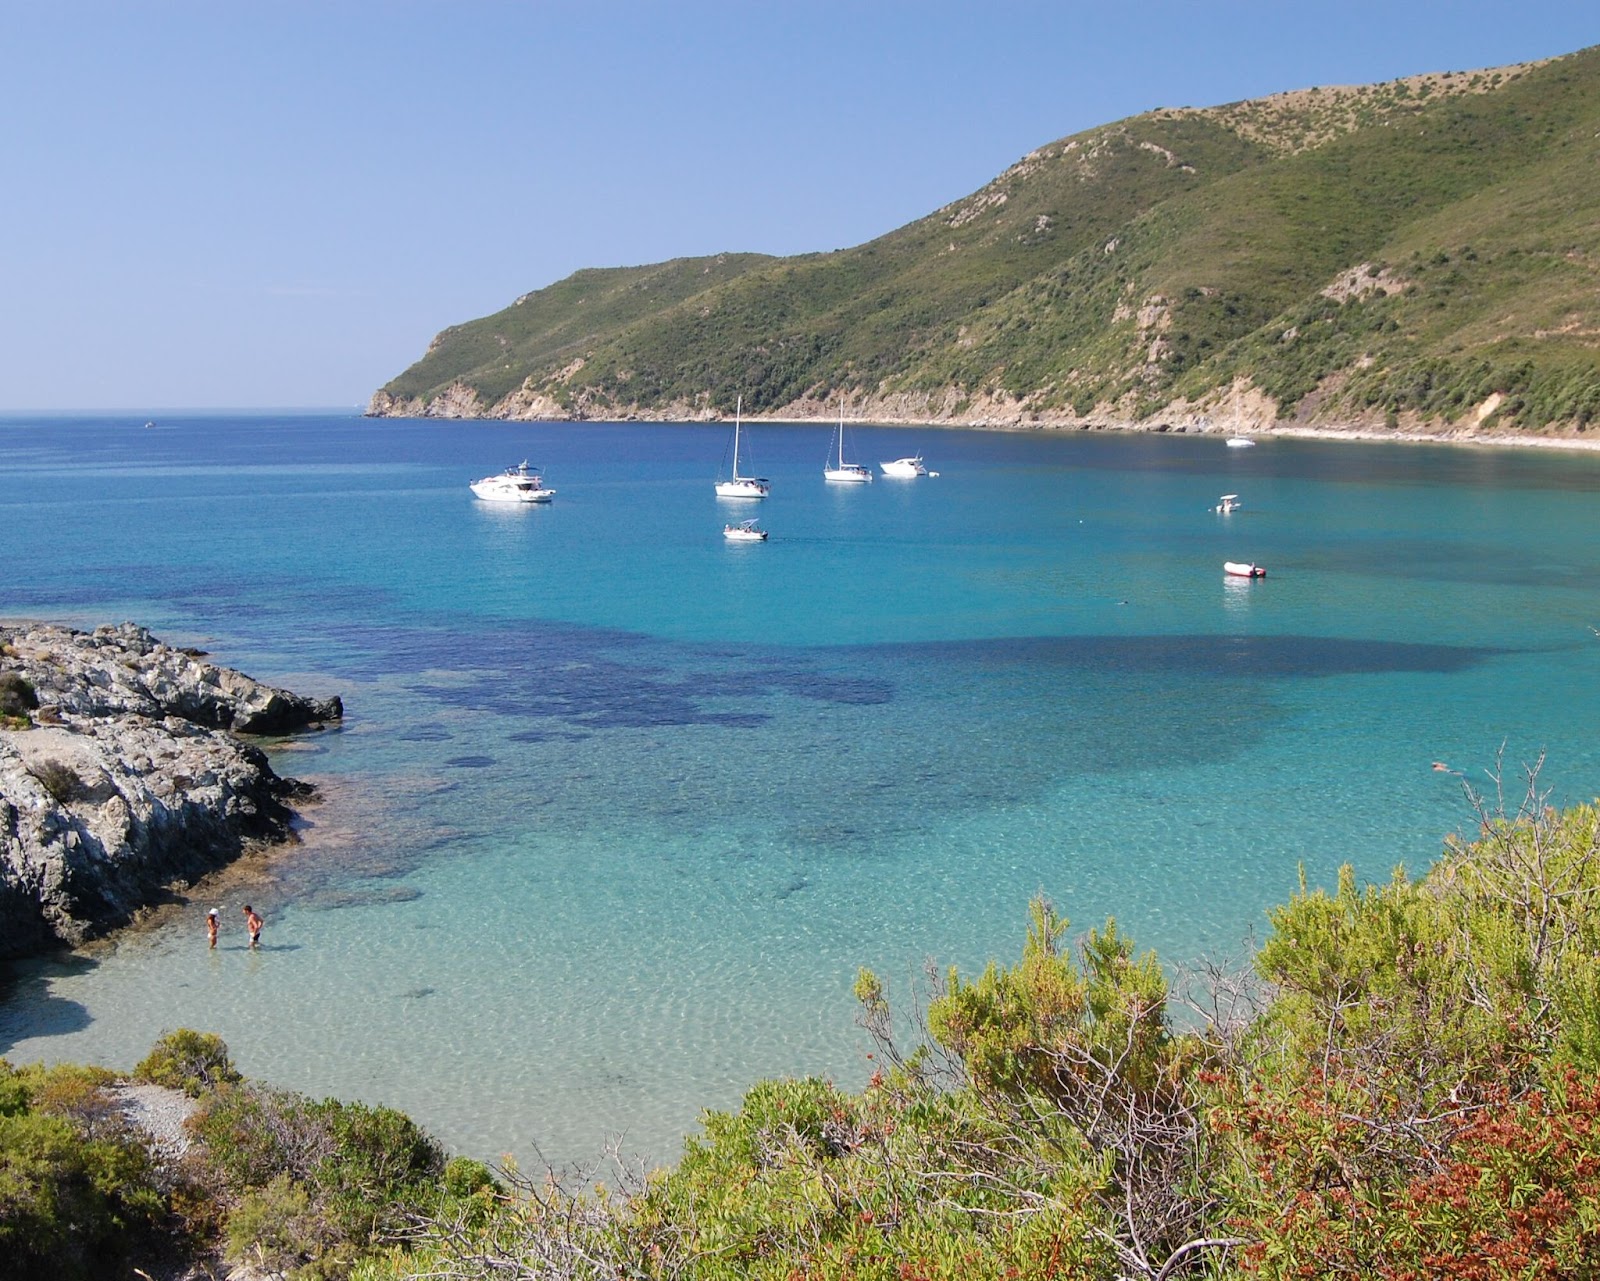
[111,1081,199,1162]
[0,622,340,960]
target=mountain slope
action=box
[371,47,1600,435]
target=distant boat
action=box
[715,397,770,499]
[723,518,768,542]
[1215,493,1241,513]
[824,400,872,483]
[880,454,928,478]
[143,420,155,430]
[1226,436,1256,448]
[1224,561,1266,578]
[470,460,555,503]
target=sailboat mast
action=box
[733,395,742,477]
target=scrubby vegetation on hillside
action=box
[0,1031,492,1281]
[374,47,1600,437]
[12,768,1600,1277]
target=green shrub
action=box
[14,1063,122,1140]
[0,671,37,723]
[196,1083,447,1274]
[0,1108,166,1281]
[441,1156,496,1201]
[0,671,37,711]
[310,1099,446,1241]
[224,1173,355,1281]
[193,1084,331,1189]
[133,1029,242,1097]
[29,760,81,804]
[0,1062,30,1117]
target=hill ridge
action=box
[371,45,1600,438]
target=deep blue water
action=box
[3,411,1599,1167]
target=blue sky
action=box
[3,1,1594,410]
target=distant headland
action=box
[369,45,1600,443]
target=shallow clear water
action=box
[3,412,1599,1167]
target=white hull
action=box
[1226,437,1256,448]
[880,456,927,478]
[471,481,555,503]
[715,479,769,499]
[717,397,769,498]
[1223,561,1265,578]
[825,408,872,482]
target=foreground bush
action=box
[134,1028,243,1096]
[194,1082,450,1278]
[2,1035,463,1281]
[0,670,37,725]
[0,1061,169,1281]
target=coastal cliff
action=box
[0,622,340,960]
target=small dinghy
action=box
[1224,561,1266,578]
[723,519,768,542]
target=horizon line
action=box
[0,406,366,417]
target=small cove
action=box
[3,412,1600,1167]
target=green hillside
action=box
[371,48,1600,435]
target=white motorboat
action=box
[880,454,928,478]
[1215,493,1241,513]
[470,460,556,503]
[1226,436,1256,448]
[715,396,770,498]
[723,519,768,542]
[824,400,872,483]
[1224,561,1266,578]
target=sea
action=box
[2,410,1599,1170]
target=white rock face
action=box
[0,622,340,959]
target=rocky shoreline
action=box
[0,622,341,961]
[365,387,1600,455]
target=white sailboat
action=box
[715,397,770,498]
[824,399,872,483]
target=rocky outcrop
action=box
[0,623,341,960]
[366,380,485,419]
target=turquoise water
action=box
[3,412,1600,1167]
